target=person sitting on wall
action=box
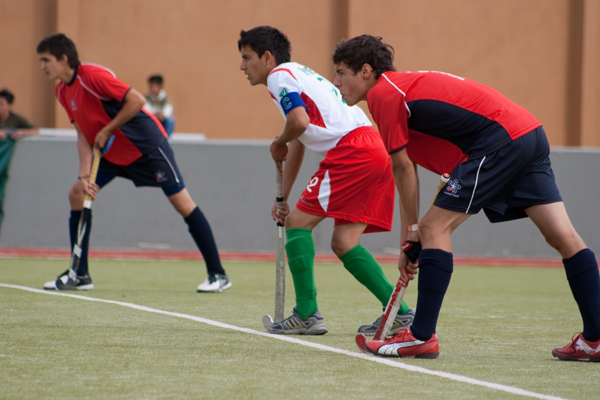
[144,74,175,137]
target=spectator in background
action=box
[0,89,37,139]
[0,89,38,234]
[144,74,175,137]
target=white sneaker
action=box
[196,274,232,293]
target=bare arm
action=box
[282,139,305,201]
[269,106,310,173]
[75,123,98,199]
[390,148,420,239]
[269,106,309,224]
[94,88,146,148]
[272,139,305,225]
[390,148,420,279]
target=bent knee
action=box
[285,209,321,231]
[543,230,585,258]
[68,183,84,205]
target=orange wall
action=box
[1,0,598,146]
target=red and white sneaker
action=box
[364,328,439,358]
[552,333,600,362]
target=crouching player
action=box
[37,33,231,293]
[239,26,416,335]
[332,34,600,360]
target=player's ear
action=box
[360,63,374,79]
[58,53,69,65]
[262,50,275,65]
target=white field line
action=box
[1,283,570,400]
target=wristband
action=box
[407,223,419,232]
[78,175,90,180]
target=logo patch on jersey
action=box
[155,170,168,183]
[444,179,462,197]
[298,66,316,76]
[279,89,289,98]
[70,99,78,111]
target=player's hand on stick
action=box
[94,128,113,150]
[399,240,421,281]
[271,199,289,226]
[79,176,99,200]
[270,139,288,174]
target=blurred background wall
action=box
[1,0,599,146]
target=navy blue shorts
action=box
[434,127,562,222]
[96,140,185,196]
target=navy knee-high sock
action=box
[411,249,453,341]
[184,207,225,276]
[69,210,91,276]
[563,248,600,342]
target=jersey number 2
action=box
[306,177,319,193]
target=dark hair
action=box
[0,89,14,104]
[238,26,291,65]
[148,74,164,85]
[332,35,396,79]
[36,33,81,69]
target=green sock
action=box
[285,228,318,320]
[339,244,411,314]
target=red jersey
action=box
[56,63,167,166]
[367,71,542,174]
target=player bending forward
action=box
[239,26,416,335]
[332,34,600,361]
[37,33,231,293]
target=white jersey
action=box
[267,62,372,156]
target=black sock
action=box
[563,248,600,342]
[69,210,91,276]
[411,249,453,341]
[184,207,225,276]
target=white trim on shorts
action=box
[466,156,486,213]
[158,146,181,184]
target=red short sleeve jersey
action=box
[55,63,167,166]
[367,71,542,174]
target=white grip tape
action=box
[83,199,92,209]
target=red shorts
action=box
[296,126,395,233]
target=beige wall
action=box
[1,0,598,145]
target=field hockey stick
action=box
[58,137,114,290]
[262,166,286,330]
[356,173,450,352]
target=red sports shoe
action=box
[364,328,439,358]
[552,333,600,362]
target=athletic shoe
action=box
[268,306,328,335]
[365,328,439,358]
[357,308,415,336]
[43,270,94,291]
[552,332,600,362]
[196,274,232,293]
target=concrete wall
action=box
[2,134,599,259]
[1,0,599,146]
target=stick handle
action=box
[275,169,284,225]
[83,147,102,204]
[431,173,450,207]
[274,166,286,322]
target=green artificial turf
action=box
[0,258,597,400]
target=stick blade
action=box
[355,333,369,353]
[262,314,274,331]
